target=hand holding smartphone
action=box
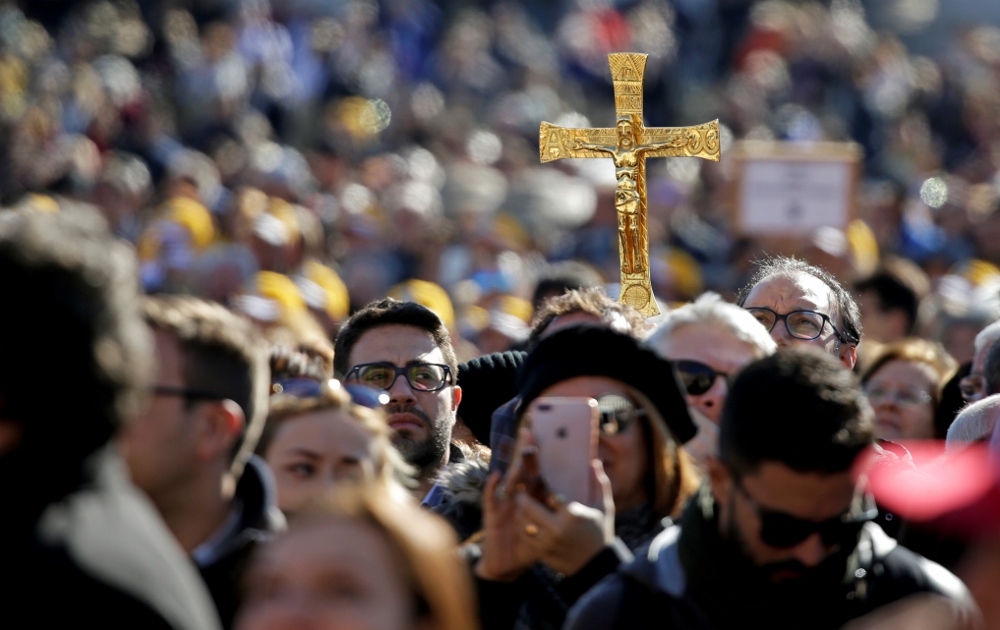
[525,397,599,506]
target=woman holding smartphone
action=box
[470,325,700,630]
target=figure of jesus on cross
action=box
[540,53,721,317]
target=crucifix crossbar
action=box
[539,53,721,317]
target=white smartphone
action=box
[526,396,599,505]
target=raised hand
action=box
[515,458,615,577]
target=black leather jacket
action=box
[565,488,977,630]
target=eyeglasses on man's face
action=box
[344,362,453,393]
[674,359,729,396]
[745,307,850,344]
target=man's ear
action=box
[451,385,462,413]
[840,343,858,371]
[197,400,245,461]
[706,455,731,505]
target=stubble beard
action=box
[387,404,451,481]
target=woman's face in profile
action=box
[236,518,420,630]
[264,410,377,518]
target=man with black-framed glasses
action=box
[334,298,463,505]
[119,295,280,628]
[737,256,862,370]
[566,347,975,629]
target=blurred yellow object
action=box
[265,197,301,245]
[389,279,456,331]
[299,260,350,320]
[256,271,307,316]
[492,213,530,250]
[166,197,215,249]
[847,219,879,278]
[18,193,60,214]
[951,259,1000,287]
[137,196,215,261]
[655,248,703,302]
[491,294,532,323]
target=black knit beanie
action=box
[457,350,527,446]
[517,325,696,444]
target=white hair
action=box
[974,320,1000,356]
[947,394,1000,452]
[646,292,777,358]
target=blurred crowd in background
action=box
[4,0,1000,362]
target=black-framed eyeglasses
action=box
[674,360,729,396]
[151,385,226,402]
[596,394,646,437]
[344,362,453,393]
[733,476,877,549]
[270,377,389,409]
[745,307,852,344]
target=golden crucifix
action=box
[539,53,721,317]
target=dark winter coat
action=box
[4,445,222,629]
[565,487,978,630]
[196,455,285,628]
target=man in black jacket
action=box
[566,347,977,630]
[119,295,282,628]
[0,209,221,628]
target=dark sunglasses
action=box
[596,394,646,437]
[270,378,389,409]
[735,478,878,548]
[674,360,728,396]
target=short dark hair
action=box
[737,256,862,345]
[531,261,604,312]
[855,259,927,335]
[527,287,649,349]
[333,298,458,378]
[0,208,151,462]
[142,296,268,479]
[719,347,874,477]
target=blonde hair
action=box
[260,382,414,493]
[294,486,479,630]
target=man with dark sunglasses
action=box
[334,298,463,505]
[648,293,776,426]
[737,256,862,370]
[566,347,974,629]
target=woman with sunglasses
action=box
[470,325,700,630]
[258,379,412,518]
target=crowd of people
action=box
[5,0,1000,629]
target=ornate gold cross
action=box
[539,53,721,317]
